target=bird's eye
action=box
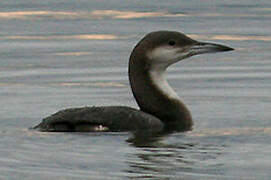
[168,40,176,46]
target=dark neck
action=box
[128,50,192,131]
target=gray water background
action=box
[0,0,271,179]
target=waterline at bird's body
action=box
[34,31,234,132]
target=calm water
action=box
[1,0,271,179]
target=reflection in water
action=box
[59,82,126,87]
[0,11,78,19]
[124,126,271,179]
[0,0,271,179]
[255,8,271,11]
[0,10,186,20]
[189,34,271,42]
[1,33,270,42]
[127,131,171,148]
[51,52,93,56]
[126,132,225,179]
[0,34,118,40]
[191,127,271,136]
[90,10,186,19]
[212,35,271,41]
[1,10,271,20]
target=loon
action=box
[34,31,233,132]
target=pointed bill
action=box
[189,41,234,56]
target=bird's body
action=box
[36,106,163,132]
[34,31,233,132]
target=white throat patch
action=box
[149,68,180,100]
[147,46,188,69]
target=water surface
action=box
[0,0,271,179]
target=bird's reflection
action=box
[125,131,225,179]
[126,130,172,148]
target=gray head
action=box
[129,31,234,131]
[130,31,234,71]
